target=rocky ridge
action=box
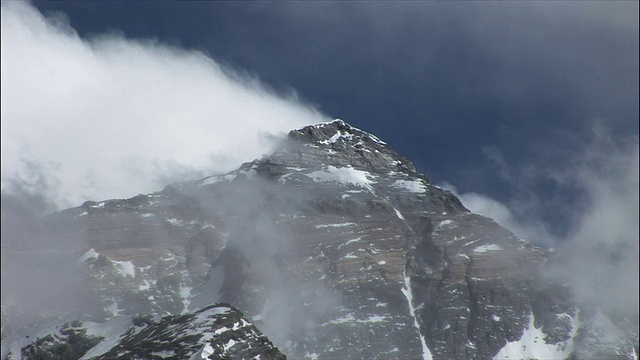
[2,304,284,360]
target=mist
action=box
[548,130,638,316]
[444,124,639,318]
[179,174,342,352]
[1,1,327,211]
[1,0,328,344]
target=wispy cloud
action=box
[1,1,327,210]
[444,123,639,316]
[440,182,555,247]
[547,127,638,315]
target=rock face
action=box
[2,119,638,359]
[1,304,284,360]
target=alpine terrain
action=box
[2,119,638,359]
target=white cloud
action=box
[1,1,327,209]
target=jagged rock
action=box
[1,304,284,360]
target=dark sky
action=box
[28,1,639,237]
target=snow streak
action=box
[401,271,433,360]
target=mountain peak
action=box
[244,118,419,180]
[290,119,387,147]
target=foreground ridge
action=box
[2,304,285,360]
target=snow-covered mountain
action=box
[2,120,638,359]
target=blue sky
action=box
[3,1,638,241]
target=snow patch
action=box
[166,218,183,226]
[198,343,214,359]
[315,222,356,229]
[366,315,387,323]
[223,338,237,352]
[394,208,405,220]
[493,312,576,360]
[214,326,230,336]
[138,279,151,291]
[80,248,99,262]
[437,220,454,228]
[392,180,426,193]
[306,166,374,191]
[473,244,504,253]
[112,260,135,278]
[325,314,355,325]
[338,237,362,249]
[318,131,341,144]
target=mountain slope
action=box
[2,119,637,359]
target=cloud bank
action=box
[1,1,326,210]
